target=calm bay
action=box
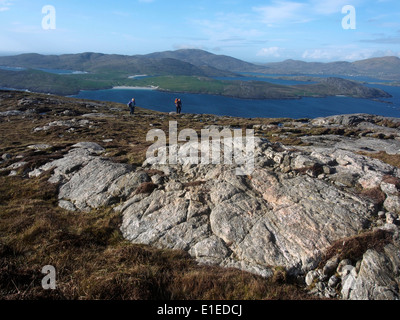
[71,82,400,119]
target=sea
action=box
[71,74,400,119]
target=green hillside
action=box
[0,50,394,98]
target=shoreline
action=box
[112,86,159,90]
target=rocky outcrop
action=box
[33,119,94,132]
[307,228,400,300]
[29,142,149,212]
[25,114,400,300]
[30,129,400,299]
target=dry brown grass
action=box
[359,186,387,207]
[318,229,393,268]
[135,182,158,195]
[382,174,400,188]
[183,180,206,188]
[358,151,400,169]
[0,173,315,300]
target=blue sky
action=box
[0,0,399,62]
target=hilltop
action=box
[262,56,400,80]
[0,51,236,77]
[144,49,263,73]
[2,49,400,80]
[1,89,400,300]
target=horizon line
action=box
[0,49,399,65]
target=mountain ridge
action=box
[1,49,399,80]
[261,56,400,80]
[0,51,236,77]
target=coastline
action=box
[112,86,159,90]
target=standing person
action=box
[128,98,136,115]
[176,98,182,114]
[174,98,179,114]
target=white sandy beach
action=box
[112,86,159,90]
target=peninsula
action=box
[0,50,394,99]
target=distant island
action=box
[0,49,396,99]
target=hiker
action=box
[128,98,136,115]
[175,98,182,114]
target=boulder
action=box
[347,245,400,300]
[58,159,133,211]
[1,153,12,160]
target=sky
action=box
[0,0,399,62]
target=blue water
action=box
[242,72,396,83]
[0,65,86,75]
[37,68,87,75]
[213,74,318,86]
[0,66,26,71]
[71,83,400,119]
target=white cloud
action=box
[191,13,266,49]
[253,1,309,26]
[172,43,207,50]
[302,49,335,60]
[310,0,360,15]
[301,46,400,62]
[257,47,281,57]
[0,0,13,12]
[253,0,364,27]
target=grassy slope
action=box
[0,69,118,95]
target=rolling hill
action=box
[261,56,400,80]
[144,49,263,73]
[0,49,396,97]
[0,52,236,77]
[1,49,399,80]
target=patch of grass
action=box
[135,182,158,195]
[359,186,386,207]
[183,180,206,188]
[376,119,400,129]
[318,229,393,268]
[145,169,165,177]
[358,151,400,168]
[382,174,400,188]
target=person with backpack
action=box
[128,98,136,115]
[175,98,182,114]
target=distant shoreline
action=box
[112,86,159,90]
